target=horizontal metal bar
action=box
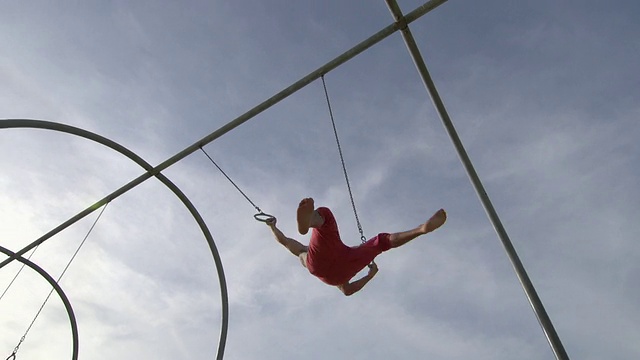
[0,0,448,270]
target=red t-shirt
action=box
[306,207,390,286]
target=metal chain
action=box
[321,75,367,243]
[200,147,262,213]
[6,336,24,360]
[199,147,273,222]
[9,203,108,359]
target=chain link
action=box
[8,205,107,359]
[6,336,24,360]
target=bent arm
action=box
[337,263,378,296]
[338,275,373,296]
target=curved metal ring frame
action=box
[0,245,79,360]
[0,119,228,359]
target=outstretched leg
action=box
[297,198,314,234]
[296,198,324,234]
[389,209,447,248]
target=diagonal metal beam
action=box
[0,0,448,268]
[383,0,569,359]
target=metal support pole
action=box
[0,0,449,270]
[383,1,569,359]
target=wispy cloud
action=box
[1,1,639,359]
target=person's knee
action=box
[376,233,392,251]
[309,210,325,228]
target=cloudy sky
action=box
[1,0,638,359]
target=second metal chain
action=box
[321,75,366,243]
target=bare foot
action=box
[421,209,447,234]
[297,198,315,235]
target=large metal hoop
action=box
[0,245,79,360]
[0,119,228,360]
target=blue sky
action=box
[1,0,639,359]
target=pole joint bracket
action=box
[385,0,409,30]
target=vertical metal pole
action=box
[384,1,569,359]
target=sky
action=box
[0,0,639,359]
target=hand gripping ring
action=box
[253,212,275,223]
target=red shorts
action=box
[339,233,391,282]
[306,207,391,286]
